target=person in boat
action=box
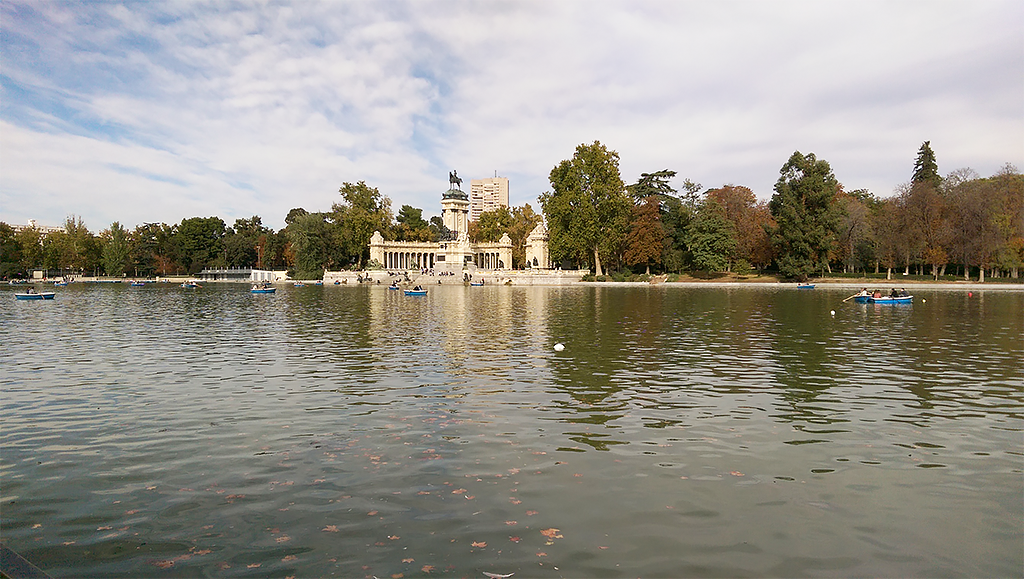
[890,288,900,298]
[899,288,909,297]
[414,285,422,291]
[857,288,869,297]
[872,289,882,298]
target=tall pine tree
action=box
[912,141,941,189]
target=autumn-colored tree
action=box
[872,197,903,279]
[834,190,874,273]
[706,185,773,272]
[624,195,663,274]
[903,183,951,279]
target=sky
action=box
[2,0,1021,233]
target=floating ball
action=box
[553,343,565,352]
[968,292,973,297]
[830,310,835,316]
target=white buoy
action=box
[553,343,565,352]
[922,299,926,303]
[830,310,835,316]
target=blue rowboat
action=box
[404,289,427,296]
[870,295,913,304]
[469,281,484,286]
[15,291,56,300]
[388,285,401,290]
[797,284,814,289]
[251,287,276,294]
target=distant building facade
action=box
[469,177,509,222]
[9,220,64,235]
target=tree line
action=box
[2,141,1020,281]
[540,141,1022,281]
[0,181,542,280]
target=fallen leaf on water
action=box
[421,564,435,572]
[526,510,538,516]
[599,546,609,550]
[323,525,339,532]
[540,528,563,539]
[247,563,261,569]
[97,526,112,531]
[367,510,378,516]
[505,520,517,526]
[509,498,522,505]
[452,488,467,494]
[536,552,547,557]
[471,541,487,548]
[483,572,515,578]
[509,536,521,543]
[730,471,744,476]
[282,555,297,562]
[402,558,414,563]
[154,560,174,569]
[276,536,291,543]
[391,574,404,579]
[194,549,212,556]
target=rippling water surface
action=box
[2,283,1022,578]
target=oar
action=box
[842,293,859,302]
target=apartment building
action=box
[469,177,509,221]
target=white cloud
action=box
[1,0,1021,231]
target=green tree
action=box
[101,222,130,276]
[473,206,514,242]
[332,181,392,267]
[394,205,433,242]
[0,223,23,278]
[176,216,226,274]
[540,141,631,275]
[507,204,543,269]
[223,216,270,267]
[14,226,44,277]
[45,216,97,276]
[912,141,941,190]
[686,198,737,273]
[627,170,677,200]
[768,152,843,279]
[287,212,331,278]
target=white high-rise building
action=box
[469,177,509,221]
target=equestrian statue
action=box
[449,170,462,190]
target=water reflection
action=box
[1,283,1021,578]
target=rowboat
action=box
[130,281,146,287]
[15,291,56,300]
[250,285,276,294]
[796,284,815,289]
[854,295,913,304]
[388,285,401,290]
[404,289,427,296]
[469,281,484,286]
[181,281,200,288]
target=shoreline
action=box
[15,273,1023,291]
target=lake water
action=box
[2,283,1021,578]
